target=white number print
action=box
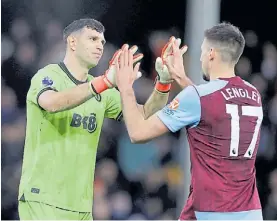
[226,104,263,158]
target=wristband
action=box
[90,76,109,94]
[155,81,171,93]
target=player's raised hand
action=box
[154,36,189,92]
[115,45,141,91]
[102,44,143,88]
[129,45,144,65]
[155,36,175,85]
[163,38,192,87]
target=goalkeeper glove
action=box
[155,37,181,93]
[90,44,143,94]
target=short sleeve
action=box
[156,86,201,132]
[27,69,59,106]
[104,88,123,121]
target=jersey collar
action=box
[58,62,88,85]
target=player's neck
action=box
[63,55,89,82]
[210,64,235,80]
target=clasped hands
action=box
[103,36,189,91]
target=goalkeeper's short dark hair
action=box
[63,18,105,41]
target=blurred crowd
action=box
[1,1,277,220]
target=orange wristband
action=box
[91,76,109,94]
[155,81,171,93]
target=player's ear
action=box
[209,48,215,61]
[67,36,77,51]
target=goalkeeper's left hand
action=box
[155,37,188,93]
[154,37,179,93]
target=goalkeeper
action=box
[18,18,181,220]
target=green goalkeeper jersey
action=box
[18,63,122,212]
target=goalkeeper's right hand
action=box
[90,44,143,94]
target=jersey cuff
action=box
[156,111,177,133]
[36,87,58,110]
[115,111,123,121]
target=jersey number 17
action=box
[226,104,263,158]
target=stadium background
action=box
[1,0,277,219]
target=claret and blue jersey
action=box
[157,76,263,220]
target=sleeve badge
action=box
[42,76,54,87]
[168,98,180,110]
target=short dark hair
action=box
[204,22,245,64]
[63,18,105,41]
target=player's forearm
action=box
[174,76,193,89]
[39,83,94,113]
[141,90,169,119]
[120,87,147,142]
